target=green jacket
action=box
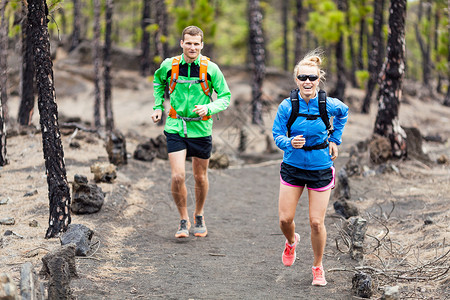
[153,54,231,138]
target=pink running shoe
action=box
[312,265,327,286]
[282,233,300,266]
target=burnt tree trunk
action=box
[345,0,358,88]
[155,0,168,59]
[282,0,288,70]
[361,0,385,114]
[357,0,366,71]
[331,0,347,101]
[104,0,114,131]
[140,0,152,77]
[434,7,442,94]
[445,0,450,106]
[18,2,36,126]
[69,0,81,52]
[0,94,6,166]
[249,0,266,125]
[373,0,407,159]
[28,0,71,238]
[294,0,304,64]
[414,0,433,95]
[93,0,101,128]
[0,0,8,123]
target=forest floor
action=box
[0,62,449,299]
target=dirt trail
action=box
[1,68,449,299]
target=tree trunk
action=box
[445,0,450,106]
[357,0,366,71]
[330,0,347,101]
[69,0,81,52]
[294,0,304,64]
[414,0,433,95]
[140,0,152,77]
[282,0,288,70]
[434,5,442,95]
[93,0,102,129]
[249,0,265,125]
[0,0,7,165]
[155,0,168,59]
[346,0,357,88]
[0,97,7,166]
[0,0,8,123]
[104,0,114,131]
[18,2,36,126]
[361,0,385,114]
[28,0,71,238]
[373,0,407,159]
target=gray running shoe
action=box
[193,215,208,237]
[175,219,190,238]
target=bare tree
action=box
[69,0,81,51]
[345,0,358,88]
[414,0,433,96]
[249,0,266,125]
[104,0,114,131]
[18,2,36,126]
[357,0,367,71]
[140,0,152,77]
[294,0,304,64]
[282,0,288,70]
[0,99,6,166]
[0,0,8,123]
[373,0,407,159]
[155,0,168,59]
[362,0,385,113]
[331,0,347,101]
[93,0,102,128]
[28,0,71,238]
[444,0,450,106]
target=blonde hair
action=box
[293,48,326,84]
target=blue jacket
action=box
[272,91,349,170]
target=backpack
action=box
[168,55,211,96]
[286,89,334,150]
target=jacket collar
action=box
[181,54,202,65]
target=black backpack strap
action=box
[318,89,333,136]
[287,89,299,138]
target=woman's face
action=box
[296,65,320,100]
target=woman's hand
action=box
[291,135,305,149]
[329,141,338,160]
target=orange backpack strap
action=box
[168,56,181,94]
[199,56,211,96]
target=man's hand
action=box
[193,105,208,117]
[151,110,162,123]
[329,141,338,160]
[291,135,305,149]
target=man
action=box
[151,26,231,238]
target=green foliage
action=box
[170,0,216,43]
[306,1,345,44]
[214,0,248,65]
[355,70,369,89]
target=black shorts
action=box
[280,162,335,191]
[164,131,212,159]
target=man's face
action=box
[180,34,203,62]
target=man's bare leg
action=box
[192,157,209,216]
[168,150,188,220]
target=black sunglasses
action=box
[297,74,319,82]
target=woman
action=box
[272,49,349,286]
